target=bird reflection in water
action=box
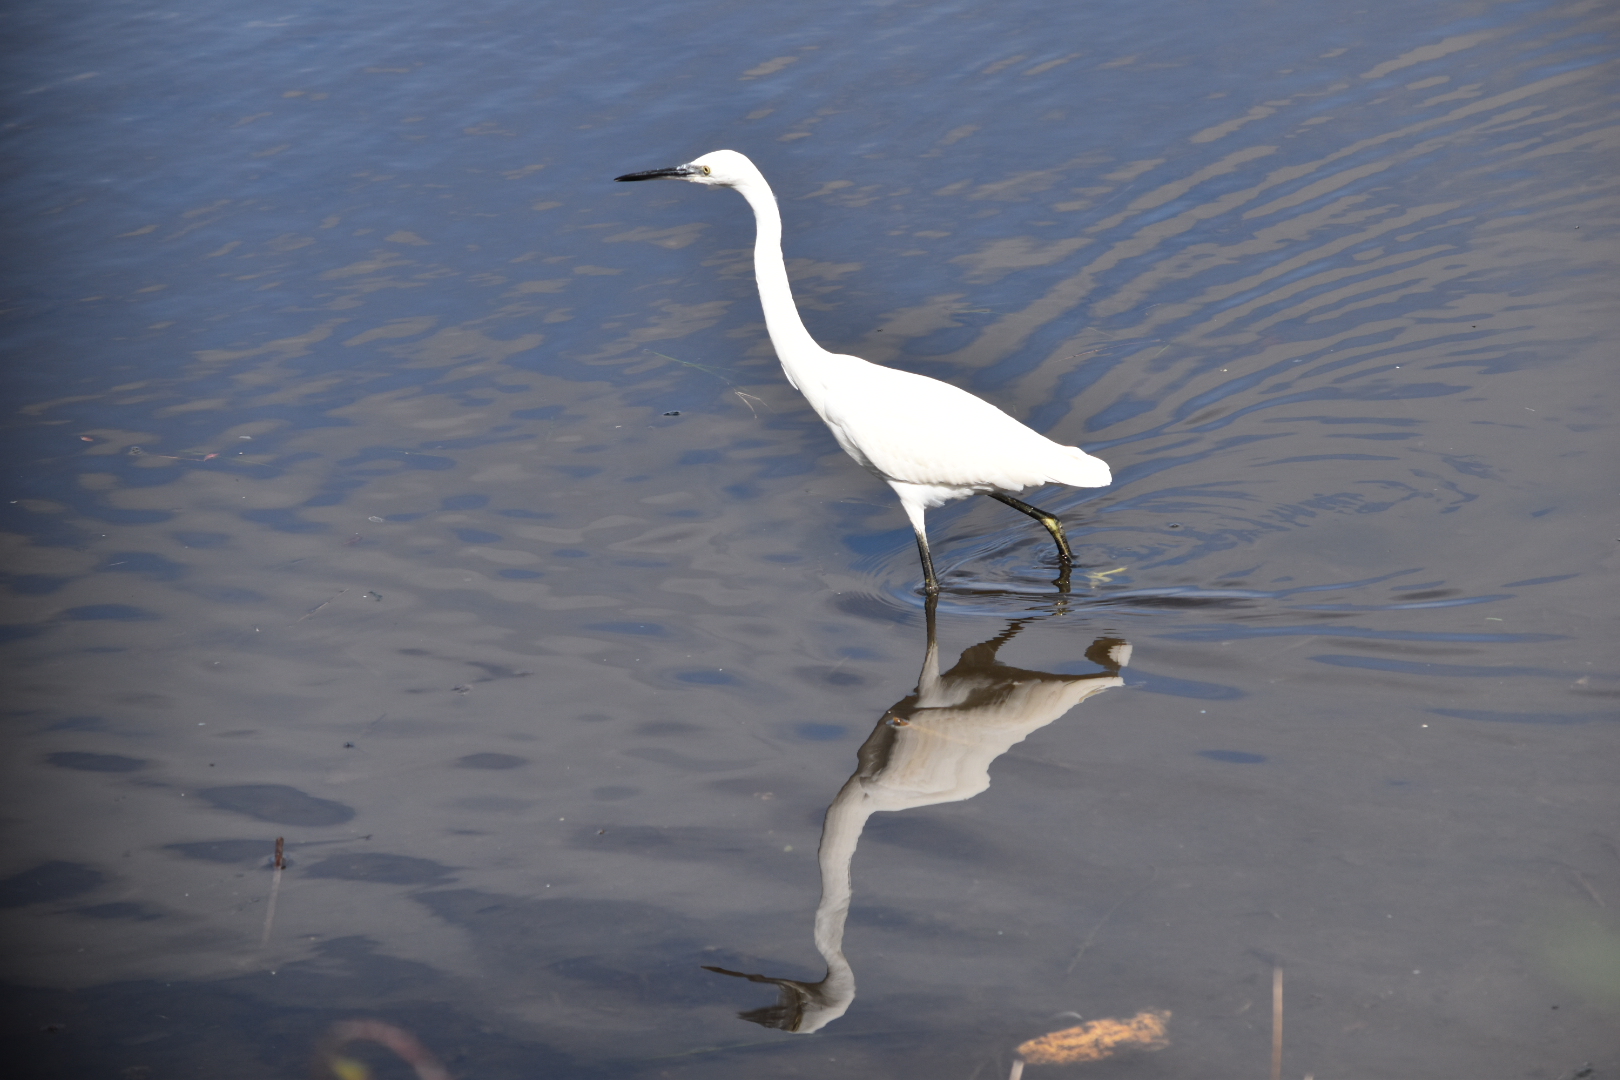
[705,599,1131,1032]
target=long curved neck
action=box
[735,177,823,362]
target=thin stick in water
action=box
[297,588,350,622]
[1066,865,1156,974]
[1270,964,1283,1080]
[259,837,285,949]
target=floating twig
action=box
[297,588,350,622]
[733,389,769,416]
[123,445,219,462]
[649,350,733,384]
[1067,865,1156,974]
[647,351,770,416]
[1059,338,1161,361]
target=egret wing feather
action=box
[813,359,1109,492]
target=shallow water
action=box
[2,0,1617,1076]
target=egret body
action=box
[616,150,1111,592]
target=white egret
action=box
[615,150,1112,592]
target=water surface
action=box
[2,0,1617,1076]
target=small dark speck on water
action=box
[663,411,680,416]
[1167,523,1182,528]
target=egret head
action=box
[615,149,756,188]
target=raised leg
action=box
[987,491,1074,565]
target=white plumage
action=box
[616,149,1111,592]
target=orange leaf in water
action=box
[1017,1009,1171,1065]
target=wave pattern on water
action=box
[0,1,1614,1076]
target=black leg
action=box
[987,491,1074,565]
[914,532,940,594]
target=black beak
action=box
[614,165,693,182]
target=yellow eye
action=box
[701,165,712,175]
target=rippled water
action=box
[3,0,1617,1076]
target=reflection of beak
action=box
[614,165,694,182]
[703,964,850,1033]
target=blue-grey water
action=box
[2,0,1616,1076]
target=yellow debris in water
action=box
[328,1056,371,1080]
[1017,1009,1171,1064]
